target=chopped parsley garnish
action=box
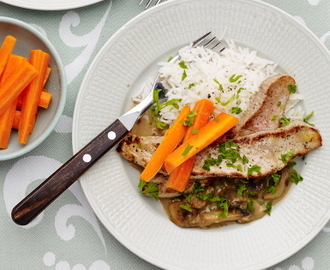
[290,170,304,184]
[276,101,282,107]
[197,193,214,201]
[237,87,245,94]
[138,180,159,200]
[217,198,229,218]
[229,74,243,83]
[192,181,205,194]
[279,117,291,126]
[286,161,296,168]
[219,141,241,163]
[202,153,223,171]
[267,185,277,194]
[271,115,278,121]
[237,184,247,197]
[183,111,197,126]
[178,60,189,69]
[280,149,295,163]
[179,204,192,212]
[188,83,195,89]
[149,90,181,129]
[231,106,243,114]
[215,95,237,106]
[266,202,272,215]
[247,165,262,176]
[203,141,250,172]
[271,173,281,185]
[148,113,168,129]
[226,162,243,172]
[303,111,315,126]
[247,200,255,212]
[242,155,249,165]
[182,144,193,157]
[288,84,297,93]
[182,70,187,81]
[191,128,199,135]
[213,78,223,90]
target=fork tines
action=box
[202,36,225,53]
[190,32,225,53]
[139,0,163,9]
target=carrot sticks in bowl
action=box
[0,35,53,149]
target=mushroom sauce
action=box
[131,114,297,229]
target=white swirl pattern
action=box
[3,156,105,247]
[60,2,112,85]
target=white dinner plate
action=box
[0,0,102,10]
[72,0,330,269]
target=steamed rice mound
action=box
[134,40,304,125]
[157,40,278,124]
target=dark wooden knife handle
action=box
[11,119,128,226]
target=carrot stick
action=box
[140,106,191,182]
[166,99,214,192]
[16,89,51,109]
[39,90,52,109]
[0,35,17,77]
[0,54,27,148]
[43,67,51,86]
[0,101,17,149]
[164,112,239,174]
[12,110,21,130]
[17,68,52,110]
[0,60,38,116]
[18,50,50,144]
[0,54,27,84]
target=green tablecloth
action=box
[1,0,329,269]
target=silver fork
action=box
[11,31,222,226]
[139,0,164,9]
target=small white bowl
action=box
[0,17,66,160]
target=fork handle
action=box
[11,119,128,226]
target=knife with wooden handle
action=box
[11,82,167,226]
[11,31,214,226]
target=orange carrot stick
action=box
[0,35,17,77]
[0,101,17,149]
[140,106,191,182]
[164,112,239,174]
[0,54,27,84]
[43,67,51,86]
[0,54,27,148]
[166,99,214,192]
[18,50,50,144]
[16,89,51,109]
[12,110,21,130]
[39,90,52,109]
[0,60,38,116]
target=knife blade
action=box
[11,82,167,226]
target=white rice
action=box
[134,40,304,125]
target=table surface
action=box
[1,0,330,269]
